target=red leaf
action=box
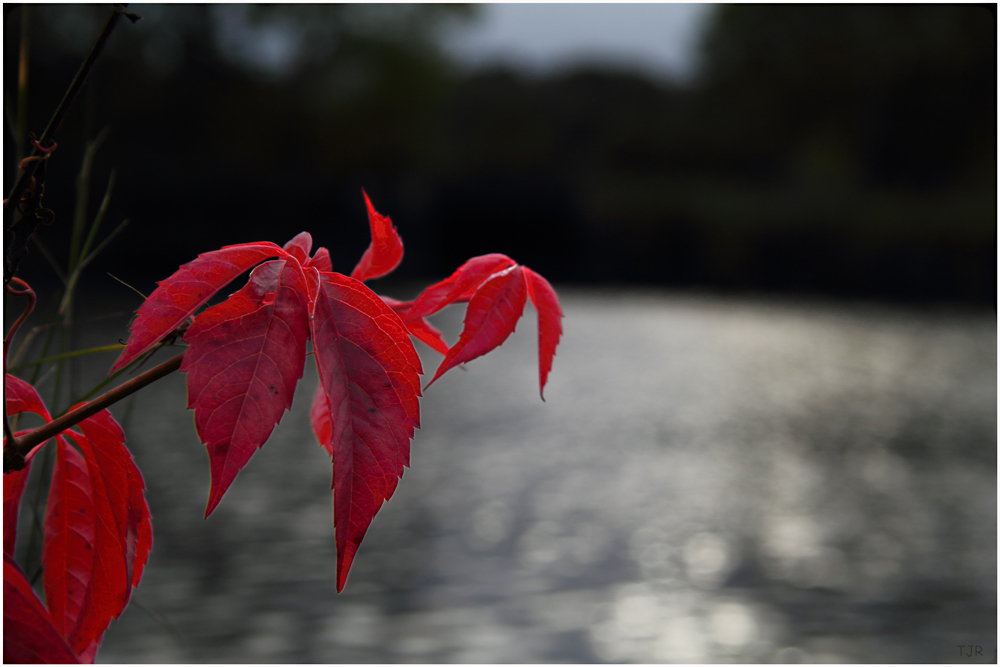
[4,376,49,558]
[349,191,403,283]
[403,317,450,355]
[426,265,527,388]
[75,640,100,664]
[523,267,563,400]
[125,477,152,591]
[310,385,334,458]
[4,554,80,664]
[3,454,31,558]
[282,232,313,264]
[306,247,332,273]
[44,436,100,651]
[45,422,149,657]
[405,253,516,322]
[3,434,34,558]
[111,242,288,374]
[310,273,422,591]
[36,404,148,659]
[5,373,52,421]
[74,409,152,593]
[378,295,411,312]
[181,259,311,516]
[379,297,449,355]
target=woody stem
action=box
[3,351,183,473]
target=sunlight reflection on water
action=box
[59,289,995,663]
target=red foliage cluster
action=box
[110,192,561,591]
[4,376,151,663]
[4,191,562,662]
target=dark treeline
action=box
[4,4,995,303]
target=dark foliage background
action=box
[4,4,996,303]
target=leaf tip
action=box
[423,365,447,392]
[108,353,129,377]
[335,542,354,593]
[204,492,223,519]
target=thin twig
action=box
[30,236,67,284]
[5,8,130,212]
[107,271,148,300]
[4,351,184,473]
[78,168,116,264]
[3,315,124,369]
[62,342,184,416]
[31,366,57,392]
[29,315,59,386]
[4,4,137,283]
[9,324,46,368]
[15,5,30,166]
[79,218,129,272]
[129,599,184,645]
[8,344,125,373]
[69,126,112,275]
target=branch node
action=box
[3,351,184,468]
[114,4,142,23]
[3,447,26,474]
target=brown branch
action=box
[3,351,182,473]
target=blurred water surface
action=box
[40,289,993,663]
